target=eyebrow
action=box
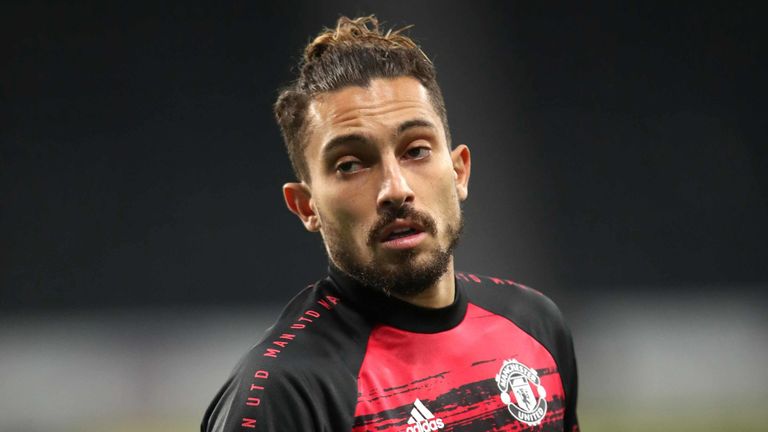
[321,118,437,158]
[321,133,374,158]
[395,118,437,137]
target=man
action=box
[202,16,578,432]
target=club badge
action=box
[495,359,547,425]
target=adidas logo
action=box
[403,398,445,432]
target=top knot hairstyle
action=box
[274,15,451,181]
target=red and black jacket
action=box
[202,266,579,431]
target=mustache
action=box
[366,205,437,245]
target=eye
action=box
[404,146,431,160]
[336,159,364,174]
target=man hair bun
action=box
[304,15,423,63]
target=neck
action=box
[391,258,456,308]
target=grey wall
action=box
[4,2,766,310]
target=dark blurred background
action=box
[2,2,766,431]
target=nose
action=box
[376,158,415,211]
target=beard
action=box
[321,204,464,298]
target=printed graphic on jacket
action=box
[352,303,566,431]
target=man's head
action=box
[277,16,471,298]
[275,15,451,182]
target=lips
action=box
[379,220,425,243]
[366,205,438,248]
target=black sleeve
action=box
[559,313,579,431]
[201,280,367,432]
[202,360,322,432]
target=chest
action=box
[352,304,565,431]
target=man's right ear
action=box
[283,182,321,232]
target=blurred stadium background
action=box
[2,2,766,431]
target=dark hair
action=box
[274,15,451,181]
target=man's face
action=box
[285,76,471,296]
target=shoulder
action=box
[457,271,575,373]
[202,279,368,432]
[230,279,365,385]
[457,271,567,330]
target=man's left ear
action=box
[450,144,471,201]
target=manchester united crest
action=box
[495,359,547,425]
